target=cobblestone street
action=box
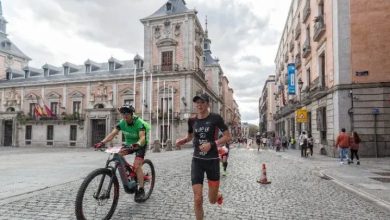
[1,147,389,219]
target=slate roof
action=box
[0,35,31,60]
[142,0,191,20]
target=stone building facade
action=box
[259,75,276,136]
[0,0,240,148]
[272,0,390,156]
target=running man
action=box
[176,93,231,220]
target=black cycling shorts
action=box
[191,158,219,185]
[122,146,146,159]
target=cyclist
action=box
[176,93,231,220]
[219,142,230,176]
[94,105,148,202]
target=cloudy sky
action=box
[3,0,290,125]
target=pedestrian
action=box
[275,136,281,152]
[281,135,288,151]
[349,131,361,165]
[176,93,231,220]
[335,128,350,165]
[262,136,267,149]
[256,134,261,151]
[290,136,296,149]
[308,134,314,156]
[298,131,308,157]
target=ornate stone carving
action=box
[174,23,181,37]
[90,82,112,102]
[4,88,21,106]
[154,26,161,39]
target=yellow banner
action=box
[296,109,307,123]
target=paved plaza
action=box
[0,146,389,219]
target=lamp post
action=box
[298,78,304,102]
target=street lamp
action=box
[298,78,304,102]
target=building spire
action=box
[0,0,7,36]
[205,16,208,39]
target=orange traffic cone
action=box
[257,163,271,184]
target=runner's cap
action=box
[193,93,210,102]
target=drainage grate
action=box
[370,177,390,183]
[372,172,390,176]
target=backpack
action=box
[303,138,308,147]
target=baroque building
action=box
[273,0,390,156]
[0,0,240,147]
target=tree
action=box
[248,124,259,138]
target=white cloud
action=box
[3,0,290,123]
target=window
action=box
[29,103,36,117]
[160,97,172,113]
[85,64,91,73]
[73,101,81,114]
[124,99,134,106]
[47,125,54,140]
[318,1,324,16]
[306,26,310,41]
[25,125,32,140]
[316,107,327,144]
[64,67,69,75]
[109,62,115,71]
[319,53,326,88]
[70,125,77,141]
[306,68,311,88]
[166,2,172,11]
[50,102,58,116]
[161,51,173,71]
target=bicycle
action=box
[75,145,155,220]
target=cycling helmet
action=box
[118,105,135,114]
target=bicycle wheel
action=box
[139,159,155,202]
[75,168,119,220]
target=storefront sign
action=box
[287,63,296,95]
[296,109,307,123]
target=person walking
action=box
[281,135,288,151]
[298,131,308,157]
[176,93,231,220]
[335,128,350,165]
[349,131,361,165]
[308,134,314,156]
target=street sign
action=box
[296,109,307,123]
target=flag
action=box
[44,104,54,117]
[35,105,43,117]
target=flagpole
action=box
[133,64,136,106]
[162,80,166,145]
[167,85,170,141]
[142,69,145,119]
[156,78,159,140]
[149,71,153,149]
[171,85,174,141]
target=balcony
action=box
[284,53,288,62]
[313,15,326,42]
[295,24,301,40]
[302,0,311,22]
[153,64,179,73]
[295,53,302,68]
[18,112,85,125]
[289,42,295,52]
[302,38,311,58]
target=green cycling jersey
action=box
[116,116,150,146]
